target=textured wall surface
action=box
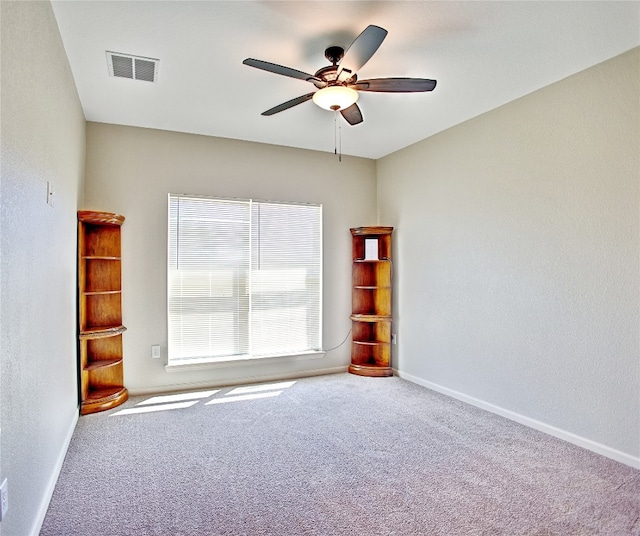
[0,2,86,534]
[84,123,376,393]
[2,4,637,534]
[377,48,640,463]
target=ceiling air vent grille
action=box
[107,52,158,83]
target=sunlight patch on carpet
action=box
[228,381,296,395]
[205,391,283,405]
[137,389,221,406]
[109,380,295,415]
[111,400,199,416]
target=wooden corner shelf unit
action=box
[78,211,128,415]
[349,226,393,377]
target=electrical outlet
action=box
[151,345,161,359]
[392,334,397,345]
[0,478,8,521]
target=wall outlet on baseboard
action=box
[151,345,161,359]
[0,478,8,521]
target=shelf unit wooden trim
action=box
[350,226,393,236]
[353,340,388,346]
[84,387,127,401]
[350,314,392,322]
[79,325,127,339]
[82,256,121,260]
[82,290,122,296]
[80,387,128,415]
[84,358,123,371]
[348,364,393,377]
[78,211,125,226]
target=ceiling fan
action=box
[243,25,437,126]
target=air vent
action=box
[106,51,158,83]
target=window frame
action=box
[166,193,323,368]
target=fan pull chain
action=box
[333,111,342,162]
[334,111,338,161]
[339,115,342,162]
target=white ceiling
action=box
[51,1,639,160]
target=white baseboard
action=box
[31,409,79,536]
[128,366,349,396]
[395,369,640,470]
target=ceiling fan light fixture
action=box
[312,86,358,111]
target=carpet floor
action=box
[40,373,640,535]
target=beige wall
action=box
[84,123,376,393]
[378,48,640,465]
[0,2,86,534]
[2,6,638,536]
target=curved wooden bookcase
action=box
[78,211,128,415]
[349,226,393,377]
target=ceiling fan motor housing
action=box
[315,65,357,86]
[316,46,357,86]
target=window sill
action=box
[164,350,326,373]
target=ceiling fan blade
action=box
[337,25,388,82]
[261,92,315,116]
[340,103,363,126]
[243,58,323,85]
[350,78,437,92]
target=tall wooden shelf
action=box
[349,226,393,377]
[78,211,128,415]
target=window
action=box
[167,194,322,365]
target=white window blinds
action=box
[168,194,322,364]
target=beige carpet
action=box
[41,373,640,535]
